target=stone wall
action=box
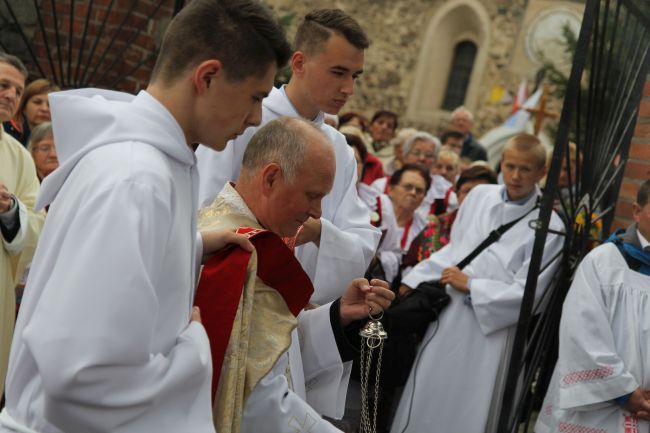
[265,0,534,136]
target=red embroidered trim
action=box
[562,366,614,385]
[544,403,553,417]
[558,422,606,433]
[623,414,638,433]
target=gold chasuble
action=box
[0,128,44,396]
[196,184,314,433]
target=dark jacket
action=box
[461,132,487,162]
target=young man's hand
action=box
[625,388,650,420]
[440,266,470,293]
[201,228,254,258]
[191,306,202,324]
[295,217,322,247]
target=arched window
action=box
[442,41,478,111]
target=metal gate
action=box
[0,0,185,89]
[496,1,650,431]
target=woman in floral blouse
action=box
[403,165,498,267]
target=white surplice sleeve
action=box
[376,195,402,283]
[241,304,347,433]
[555,250,638,411]
[242,358,343,433]
[196,142,235,208]
[196,128,253,208]
[22,180,213,432]
[300,144,380,304]
[298,303,351,418]
[469,228,563,336]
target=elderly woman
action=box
[3,79,59,146]
[366,164,431,284]
[27,122,58,181]
[371,131,456,219]
[403,165,498,266]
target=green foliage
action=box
[538,22,578,100]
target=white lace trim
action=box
[218,183,257,222]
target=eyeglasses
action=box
[398,183,426,195]
[408,150,435,159]
[34,144,55,153]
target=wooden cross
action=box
[526,84,560,135]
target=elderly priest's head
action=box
[235,116,336,237]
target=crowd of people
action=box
[0,1,648,433]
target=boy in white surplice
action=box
[536,179,650,433]
[390,134,565,433]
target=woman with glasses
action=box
[27,122,58,181]
[371,131,457,219]
[368,164,431,284]
[403,165,498,267]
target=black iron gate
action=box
[496,0,650,432]
[0,0,186,89]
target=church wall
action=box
[264,0,532,136]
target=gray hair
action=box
[242,117,325,182]
[27,121,53,152]
[0,52,28,79]
[403,131,441,158]
[450,105,474,122]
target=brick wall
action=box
[25,0,174,94]
[613,76,650,230]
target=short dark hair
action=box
[0,52,28,79]
[371,110,398,130]
[456,165,497,191]
[389,163,431,192]
[441,130,464,144]
[151,0,292,84]
[637,179,650,207]
[344,133,367,162]
[294,9,369,56]
[339,111,369,132]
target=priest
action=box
[196,117,394,433]
[195,9,380,304]
[390,134,565,433]
[535,180,650,433]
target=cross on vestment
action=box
[288,413,317,433]
[526,84,560,136]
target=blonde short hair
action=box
[438,147,460,168]
[503,134,547,168]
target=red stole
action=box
[194,227,314,400]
